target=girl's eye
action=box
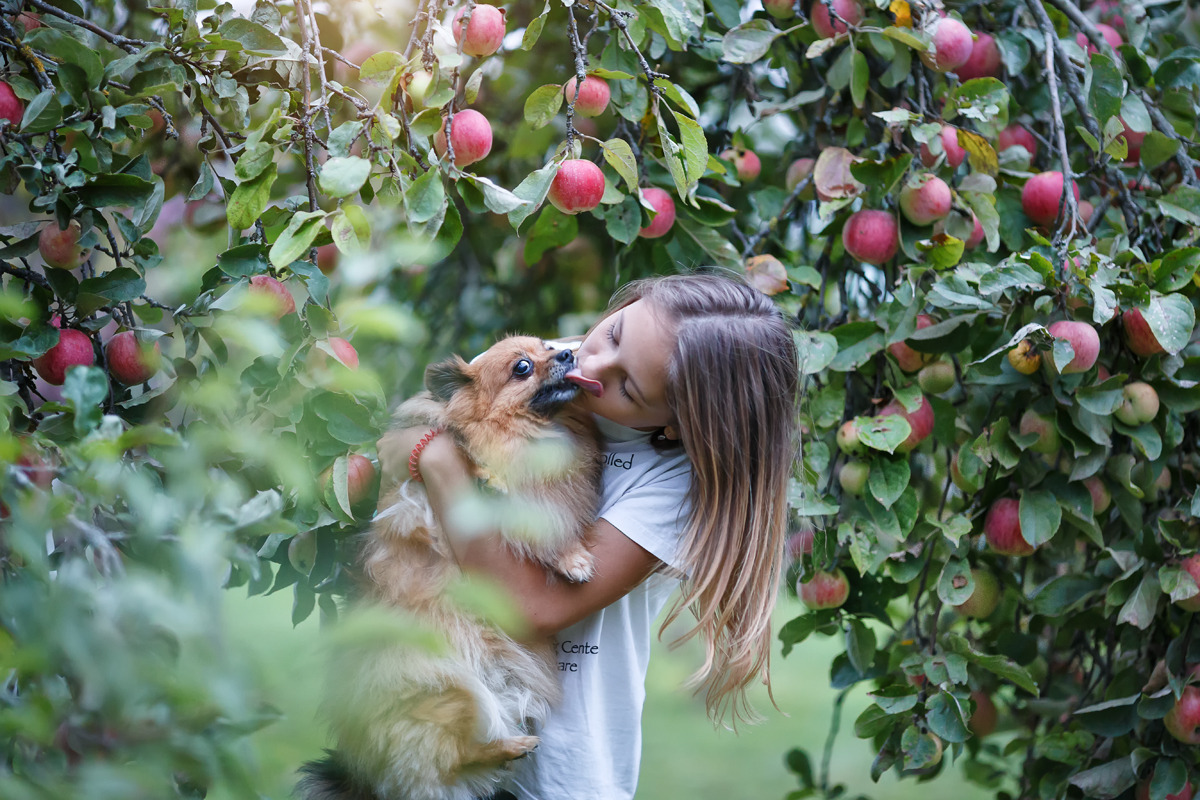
[619,381,633,401]
[606,321,616,342]
[512,359,533,378]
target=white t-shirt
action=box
[503,413,693,800]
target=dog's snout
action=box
[554,348,575,365]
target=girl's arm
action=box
[377,427,662,639]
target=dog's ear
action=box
[425,356,472,401]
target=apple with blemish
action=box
[105,331,162,385]
[985,497,1036,556]
[33,328,95,386]
[798,568,850,609]
[1007,339,1041,374]
[452,4,506,57]
[547,159,605,215]
[920,17,975,72]
[434,109,493,168]
[721,148,761,182]
[842,209,899,265]
[810,0,863,38]
[899,174,953,226]
[836,419,866,456]
[563,76,610,117]
[1123,308,1165,357]
[638,187,676,239]
[1046,320,1099,373]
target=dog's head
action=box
[424,336,581,421]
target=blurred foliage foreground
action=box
[2,0,1200,798]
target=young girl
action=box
[378,271,801,800]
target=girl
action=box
[378,271,801,800]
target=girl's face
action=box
[570,299,677,433]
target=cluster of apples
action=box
[32,323,161,387]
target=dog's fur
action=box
[297,337,603,800]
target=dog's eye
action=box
[512,359,533,379]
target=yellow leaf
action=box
[890,0,912,28]
[957,130,998,177]
[745,255,789,296]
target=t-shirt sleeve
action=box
[600,473,691,573]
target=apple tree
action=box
[0,0,1199,797]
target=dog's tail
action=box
[294,751,378,800]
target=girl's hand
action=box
[376,426,470,494]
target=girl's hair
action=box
[604,270,801,725]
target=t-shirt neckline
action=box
[592,413,653,444]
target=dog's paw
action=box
[557,549,595,583]
[504,735,540,760]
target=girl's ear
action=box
[425,357,471,401]
[663,424,680,441]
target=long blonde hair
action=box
[603,271,800,725]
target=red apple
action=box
[316,243,338,275]
[1120,118,1145,164]
[434,109,493,168]
[798,568,850,609]
[638,187,676,239]
[1163,665,1200,744]
[786,157,815,195]
[0,81,22,126]
[1019,409,1060,454]
[964,214,985,248]
[763,0,795,19]
[956,31,1001,81]
[969,690,999,737]
[547,159,605,215]
[1046,320,1100,374]
[956,568,1001,618]
[563,76,610,117]
[38,220,90,269]
[346,454,376,505]
[1115,381,1159,425]
[838,461,870,496]
[843,209,899,265]
[787,527,815,560]
[1078,200,1095,224]
[998,124,1039,159]
[1022,171,1081,227]
[1076,23,1123,55]
[32,328,95,386]
[248,275,296,319]
[105,331,162,385]
[1008,340,1041,374]
[888,314,935,373]
[878,393,934,453]
[1084,476,1112,515]
[920,125,967,169]
[721,147,761,182]
[329,337,359,369]
[899,174,953,226]
[1177,555,1200,612]
[810,0,863,38]
[452,4,506,57]
[920,17,974,73]
[836,419,866,456]
[984,497,1035,556]
[17,12,41,32]
[1123,308,1166,357]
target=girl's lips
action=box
[565,369,603,397]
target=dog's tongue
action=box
[565,369,603,397]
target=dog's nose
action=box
[554,348,574,364]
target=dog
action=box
[297,336,603,800]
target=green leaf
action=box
[867,457,909,509]
[319,157,372,198]
[269,211,325,269]
[217,18,288,55]
[721,19,781,64]
[850,154,912,194]
[1140,131,1179,170]
[1068,758,1137,800]
[523,205,578,265]
[77,174,156,209]
[234,142,275,182]
[227,163,278,230]
[524,84,563,129]
[856,415,912,455]
[669,108,708,185]
[926,692,970,744]
[946,77,1009,124]
[937,558,974,606]
[917,234,965,269]
[78,267,146,304]
[793,330,838,374]
[601,138,639,193]
[779,614,818,657]
[1019,490,1060,548]
[331,204,371,253]
[850,50,868,108]
[1158,186,1200,226]
[521,1,551,49]
[946,636,1038,695]
[405,169,446,224]
[63,366,108,434]
[845,619,876,676]
[1144,293,1196,355]
[1118,572,1160,630]
[1087,54,1124,126]
[508,161,560,230]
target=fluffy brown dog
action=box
[297,336,602,800]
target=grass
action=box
[212,589,991,800]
